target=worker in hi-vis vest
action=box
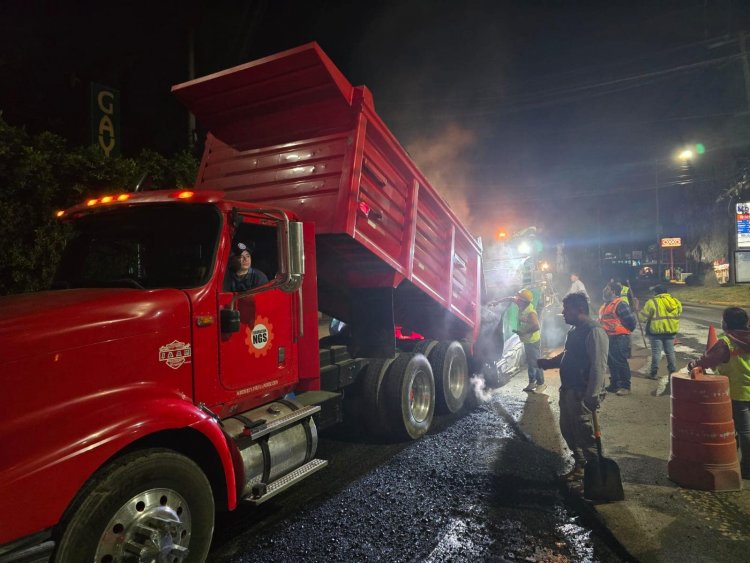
[639,284,682,396]
[495,289,545,393]
[599,282,637,396]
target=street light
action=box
[654,146,701,281]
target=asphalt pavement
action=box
[494,326,750,563]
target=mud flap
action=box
[350,287,396,358]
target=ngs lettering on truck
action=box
[0,43,485,562]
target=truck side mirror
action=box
[220,308,241,334]
[276,220,304,292]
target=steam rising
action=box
[471,375,494,403]
[406,123,476,228]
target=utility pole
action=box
[654,159,661,282]
[740,32,750,113]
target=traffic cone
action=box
[706,325,718,351]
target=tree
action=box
[0,118,198,294]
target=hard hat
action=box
[517,289,533,302]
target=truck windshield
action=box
[53,204,221,290]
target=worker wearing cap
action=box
[498,288,545,392]
[639,284,682,396]
[227,242,268,291]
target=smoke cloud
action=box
[406,123,476,228]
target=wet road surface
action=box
[208,390,631,562]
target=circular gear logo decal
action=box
[245,315,274,358]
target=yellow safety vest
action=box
[620,286,630,305]
[639,293,681,334]
[717,334,750,401]
[519,303,541,344]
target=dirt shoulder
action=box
[653,283,750,308]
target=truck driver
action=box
[226,241,268,291]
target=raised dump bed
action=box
[173,42,480,340]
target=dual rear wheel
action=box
[360,339,470,441]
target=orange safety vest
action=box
[598,298,630,336]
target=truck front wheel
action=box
[55,448,214,563]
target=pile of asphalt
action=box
[217,394,625,562]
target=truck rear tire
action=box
[383,353,435,440]
[54,448,214,563]
[412,339,437,356]
[360,357,395,437]
[430,341,470,414]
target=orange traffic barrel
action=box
[668,368,742,491]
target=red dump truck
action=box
[0,43,483,562]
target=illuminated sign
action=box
[737,202,750,249]
[660,237,681,248]
[90,83,120,157]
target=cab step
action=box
[245,458,328,505]
[237,404,320,441]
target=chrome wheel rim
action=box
[95,487,192,563]
[409,368,432,423]
[447,355,466,399]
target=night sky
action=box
[2,0,750,248]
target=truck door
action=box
[218,221,298,402]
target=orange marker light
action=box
[101,196,114,203]
[55,210,65,218]
[176,190,194,199]
[86,199,98,207]
[117,194,130,201]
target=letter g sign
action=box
[90,83,120,157]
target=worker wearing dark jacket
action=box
[599,283,637,395]
[688,307,750,479]
[538,292,608,483]
[639,285,682,396]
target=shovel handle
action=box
[592,409,602,438]
[591,409,604,458]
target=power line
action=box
[467,176,716,206]
[380,53,742,121]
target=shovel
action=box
[584,410,625,501]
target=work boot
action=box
[523,383,537,392]
[616,388,631,396]
[654,375,670,396]
[557,465,585,482]
[605,384,619,393]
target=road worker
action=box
[599,282,637,395]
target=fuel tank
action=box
[223,399,318,498]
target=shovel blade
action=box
[584,457,624,501]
